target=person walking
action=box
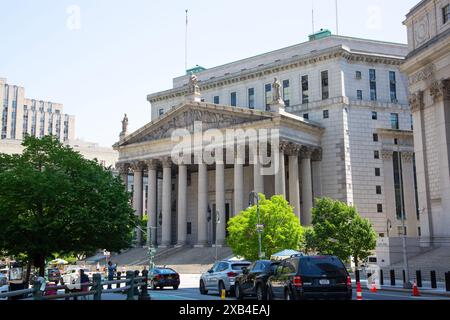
[79,269,90,300]
[107,261,116,290]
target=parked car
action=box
[266,255,352,300]
[47,268,62,285]
[234,260,280,300]
[199,260,251,297]
[0,273,9,300]
[148,267,180,290]
[61,266,92,290]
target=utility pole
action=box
[250,191,263,259]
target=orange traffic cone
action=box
[412,281,421,297]
[356,281,363,300]
[371,280,378,293]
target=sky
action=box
[0,0,418,147]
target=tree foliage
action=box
[0,136,136,275]
[227,195,303,261]
[311,198,377,265]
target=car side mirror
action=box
[208,269,213,274]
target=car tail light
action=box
[293,276,303,287]
[347,276,352,287]
[227,272,238,278]
[155,275,162,280]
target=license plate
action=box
[319,279,330,285]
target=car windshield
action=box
[231,263,250,271]
[300,257,347,277]
[156,269,176,274]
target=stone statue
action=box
[272,77,282,104]
[188,74,200,94]
[120,114,128,139]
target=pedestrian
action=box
[79,269,90,300]
[107,261,116,290]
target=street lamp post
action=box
[249,191,263,259]
[215,211,221,262]
[396,144,412,289]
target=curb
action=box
[379,286,450,298]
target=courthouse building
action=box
[401,0,450,247]
[0,77,118,167]
[115,31,421,256]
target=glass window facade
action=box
[369,69,377,101]
[391,113,399,130]
[265,84,271,111]
[22,105,29,138]
[230,92,237,107]
[357,90,363,100]
[1,84,8,139]
[321,71,329,100]
[301,75,309,104]
[389,71,397,102]
[248,88,255,109]
[393,152,406,220]
[283,80,290,107]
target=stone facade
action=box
[401,0,450,247]
[117,33,422,251]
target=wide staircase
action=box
[95,246,234,274]
[382,246,450,281]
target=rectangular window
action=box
[265,84,272,111]
[377,204,383,213]
[375,168,381,177]
[410,114,414,130]
[248,88,255,109]
[372,111,378,120]
[321,71,329,100]
[389,71,397,103]
[369,69,377,101]
[356,71,362,79]
[159,109,164,116]
[213,96,220,104]
[301,75,309,104]
[373,133,379,142]
[393,152,406,220]
[357,90,363,100]
[391,113,399,130]
[283,80,290,107]
[231,92,237,107]
[443,5,449,24]
[374,151,380,159]
[376,186,382,195]
[323,110,329,119]
[187,222,192,235]
[303,113,309,120]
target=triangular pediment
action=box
[117,102,274,146]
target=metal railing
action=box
[0,270,151,301]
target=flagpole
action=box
[185,9,188,73]
[335,0,339,35]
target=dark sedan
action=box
[234,260,280,300]
[149,267,180,290]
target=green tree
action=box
[227,195,303,261]
[311,198,376,265]
[0,136,137,276]
[300,226,318,255]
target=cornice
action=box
[148,46,405,104]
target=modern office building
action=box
[115,31,420,259]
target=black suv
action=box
[266,255,352,300]
[234,260,280,300]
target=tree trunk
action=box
[25,260,32,286]
[34,255,46,277]
[354,255,359,268]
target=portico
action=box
[115,99,323,248]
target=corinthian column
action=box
[301,148,313,226]
[131,162,144,245]
[117,163,130,191]
[196,163,208,247]
[146,159,158,246]
[234,155,244,216]
[216,159,226,246]
[275,142,287,197]
[177,163,188,246]
[161,157,172,248]
[288,145,301,220]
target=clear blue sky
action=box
[0,0,418,147]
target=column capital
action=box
[300,146,313,159]
[402,152,414,162]
[116,162,130,174]
[382,150,393,160]
[409,90,424,112]
[161,156,173,169]
[284,142,302,157]
[430,79,450,103]
[130,161,145,172]
[145,159,159,171]
[311,148,323,161]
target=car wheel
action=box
[159,286,164,290]
[173,285,179,290]
[256,284,266,301]
[199,280,208,295]
[218,281,226,297]
[235,284,243,300]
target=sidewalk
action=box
[352,279,450,297]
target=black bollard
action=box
[380,270,384,286]
[116,272,122,289]
[431,271,437,289]
[134,271,140,296]
[355,269,360,283]
[445,272,450,292]
[416,270,422,288]
[390,270,396,286]
[139,269,151,300]
[402,270,406,284]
